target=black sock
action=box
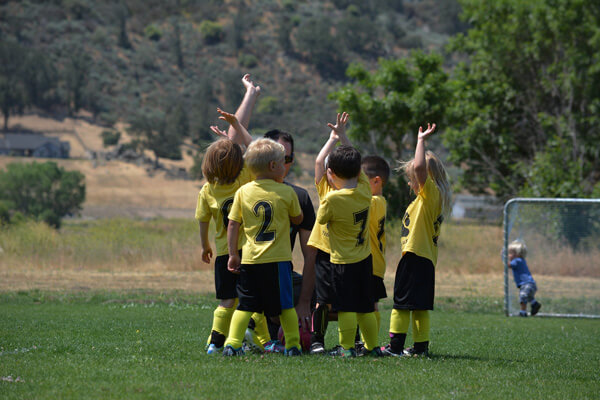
[210,330,226,348]
[355,326,361,344]
[311,304,329,344]
[390,333,407,354]
[414,341,429,354]
[247,317,256,330]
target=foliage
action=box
[199,20,224,45]
[295,17,347,80]
[127,108,183,165]
[101,130,121,147]
[0,162,85,228]
[444,0,600,199]
[0,40,28,130]
[238,53,258,69]
[144,24,163,41]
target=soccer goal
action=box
[503,198,600,318]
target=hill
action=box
[0,0,466,155]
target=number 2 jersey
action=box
[315,172,372,264]
[194,166,253,256]
[228,179,302,264]
[369,195,387,278]
[401,176,443,266]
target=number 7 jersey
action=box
[228,179,302,264]
[315,172,372,264]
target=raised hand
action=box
[217,108,239,127]
[210,125,228,138]
[326,112,349,141]
[242,74,261,96]
[418,123,436,141]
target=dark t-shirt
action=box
[285,181,316,251]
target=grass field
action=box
[1,291,598,399]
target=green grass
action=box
[1,291,598,399]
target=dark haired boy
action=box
[308,112,381,357]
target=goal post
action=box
[503,198,600,318]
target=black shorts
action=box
[237,261,294,317]
[393,252,435,310]
[372,275,387,302]
[214,253,240,300]
[332,255,374,313]
[314,250,334,304]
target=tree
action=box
[330,52,450,216]
[0,40,28,130]
[444,0,600,199]
[0,162,86,228]
[127,109,182,167]
[295,17,347,80]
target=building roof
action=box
[0,133,63,150]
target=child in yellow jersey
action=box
[224,138,304,356]
[360,155,391,345]
[381,123,452,358]
[309,112,381,357]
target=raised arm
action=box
[414,123,436,189]
[315,112,349,184]
[216,108,252,148]
[225,74,260,147]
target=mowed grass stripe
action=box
[0,292,598,399]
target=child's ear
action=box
[268,160,276,171]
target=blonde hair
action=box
[244,138,285,175]
[398,150,452,218]
[508,240,527,258]
[202,139,244,184]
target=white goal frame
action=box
[503,197,600,318]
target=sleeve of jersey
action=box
[195,186,211,222]
[316,197,331,225]
[228,189,243,223]
[315,175,331,199]
[289,188,302,218]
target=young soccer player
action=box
[223,138,304,356]
[196,75,271,354]
[381,123,452,357]
[508,240,541,317]
[310,112,381,357]
[362,156,391,337]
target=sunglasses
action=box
[284,154,294,164]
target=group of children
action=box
[195,74,454,357]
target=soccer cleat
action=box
[531,302,542,316]
[309,342,325,355]
[284,346,302,356]
[243,328,264,353]
[329,345,356,358]
[206,343,222,355]
[403,346,429,358]
[263,340,285,354]
[380,344,405,357]
[366,346,383,357]
[222,345,245,356]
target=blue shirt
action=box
[509,257,536,288]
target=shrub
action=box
[199,20,224,45]
[0,162,86,228]
[101,130,121,147]
[144,24,163,41]
[238,53,258,69]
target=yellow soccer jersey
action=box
[369,195,387,278]
[195,166,253,256]
[400,176,443,265]
[228,179,302,264]
[307,175,333,254]
[316,172,372,264]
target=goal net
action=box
[503,198,600,318]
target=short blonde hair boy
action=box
[244,138,285,175]
[508,240,527,258]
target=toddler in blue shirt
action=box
[508,240,541,317]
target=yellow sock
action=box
[390,309,410,334]
[207,305,235,345]
[338,312,357,350]
[224,310,253,349]
[280,308,300,350]
[250,313,271,348]
[374,310,381,335]
[412,310,430,342]
[357,312,378,351]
